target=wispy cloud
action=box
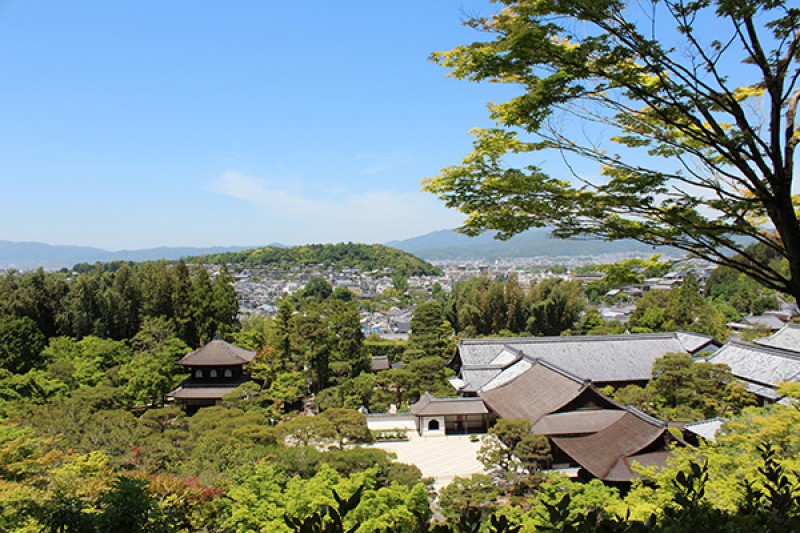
[208,171,462,242]
[353,152,408,176]
[208,171,321,219]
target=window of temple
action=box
[195,369,203,378]
[428,419,440,431]
[224,369,233,378]
[210,369,218,378]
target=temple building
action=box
[408,333,706,483]
[167,339,257,413]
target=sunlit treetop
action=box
[426,0,800,301]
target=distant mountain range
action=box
[0,241,266,271]
[0,229,677,271]
[386,228,678,260]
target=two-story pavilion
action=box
[167,339,257,413]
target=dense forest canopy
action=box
[1,248,800,530]
[194,243,442,277]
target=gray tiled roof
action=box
[706,341,800,399]
[756,323,800,353]
[742,314,787,330]
[456,332,716,385]
[683,418,725,442]
[371,356,390,371]
[410,393,489,416]
[459,368,505,392]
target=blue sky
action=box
[0,1,508,250]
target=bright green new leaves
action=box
[427,0,800,301]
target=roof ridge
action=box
[218,340,249,364]
[721,340,800,359]
[530,357,589,384]
[462,364,510,370]
[547,382,626,416]
[478,357,582,395]
[625,406,666,428]
[683,417,725,429]
[674,330,714,339]
[461,332,688,346]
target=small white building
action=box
[409,393,490,436]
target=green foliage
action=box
[706,245,783,315]
[266,371,306,412]
[437,474,504,526]
[425,0,800,301]
[527,279,585,337]
[364,338,406,362]
[196,242,442,277]
[233,313,271,350]
[0,368,69,414]
[0,315,46,374]
[326,301,370,387]
[118,318,189,407]
[0,261,239,350]
[407,301,455,361]
[270,295,367,395]
[284,485,362,533]
[478,418,552,487]
[611,353,756,421]
[375,367,416,409]
[628,277,730,340]
[43,336,131,388]
[278,415,337,447]
[405,356,455,400]
[320,408,372,448]
[445,276,584,337]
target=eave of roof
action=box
[167,384,240,400]
[409,392,488,416]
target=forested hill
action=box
[194,243,442,276]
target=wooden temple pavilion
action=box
[167,339,256,413]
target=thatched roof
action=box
[532,409,627,436]
[478,359,587,423]
[550,408,675,482]
[177,339,257,367]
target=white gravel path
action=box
[369,432,487,489]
